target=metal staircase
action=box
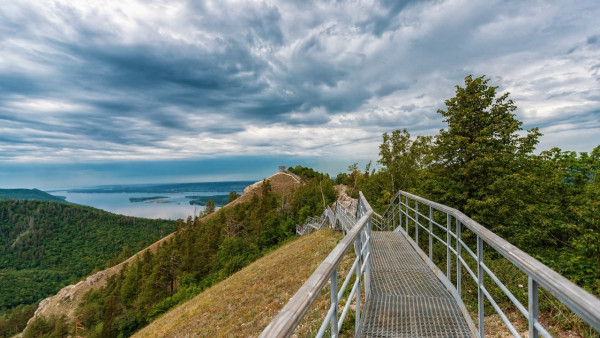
[263,191,600,337]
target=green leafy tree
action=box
[378,129,433,195]
[228,191,240,203]
[572,173,600,288]
[430,75,540,218]
[205,200,215,214]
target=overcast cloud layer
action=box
[1,0,599,186]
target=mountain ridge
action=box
[0,189,66,202]
[20,171,303,335]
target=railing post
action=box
[405,195,409,233]
[331,269,339,338]
[398,196,402,231]
[477,236,484,338]
[456,219,462,296]
[528,276,539,338]
[429,206,433,260]
[446,214,451,279]
[392,202,396,231]
[415,201,419,245]
[355,233,362,335]
[366,215,371,300]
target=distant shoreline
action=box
[59,181,255,194]
[129,196,169,203]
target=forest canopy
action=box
[0,201,175,336]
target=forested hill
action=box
[0,189,66,202]
[0,200,175,318]
[20,169,335,337]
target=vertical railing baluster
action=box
[398,196,402,231]
[429,206,433,260]
[415,201,419,245]
[392,202,396,231]
[477,236,484,338]
[366,215,371,299]
[331,269,339,338]
[355,233,362,335]
[528,276,539,338]
[355,232,362,335]
[405,195,409,233]
[446,213,451,279]
[456,219,462,296]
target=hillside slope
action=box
[22,171,302,333]
[0,200,174,311]
[0,189,65,202]
[133,229,341,337]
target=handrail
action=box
[371,211,386,231]
[334,201,356,232]
[261,192,373,337]
[390,190,600,336]
[381,190,403,219]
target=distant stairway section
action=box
[296,199,358,236]
[296,214,327,236]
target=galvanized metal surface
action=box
[385,190,600,336]
[265,189,600,337]
[260,192,373,338]
[360,232,470,337]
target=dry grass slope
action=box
[133,229,342,338]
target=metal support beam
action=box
[331,269,339,337]
[447,214,451,279]
[529,276,539,338]
[456,220,462,296]
[477,236,484,338]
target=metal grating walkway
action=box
[360,231,471,337]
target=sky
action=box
[0,0,599,189]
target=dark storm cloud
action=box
[0,0,599,173]
[0,74,42,95]
[359,0,425,36]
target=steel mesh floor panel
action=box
[360,232,470,337]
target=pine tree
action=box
[431,75,540,214]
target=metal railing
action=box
[371,211,386,231]
[334,201,357,233]
[382,190,600,337]
[260,192,373,337]
[296,215,326,236]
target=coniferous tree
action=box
[430,75,540,219]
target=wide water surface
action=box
[51,181,253,220]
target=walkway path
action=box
[360,231,471,337]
